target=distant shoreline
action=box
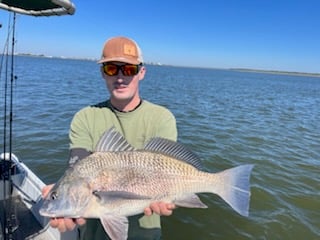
[15,53,97,62]
[230,68,320,78]
[14,53,320,77]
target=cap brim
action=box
[97,57,140,65]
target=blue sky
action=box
[0,0,319,73]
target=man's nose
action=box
[115,71,125,82]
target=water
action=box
[1,56,319,239]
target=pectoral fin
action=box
[100,215,128,240]
[93,190,151,203]
[174,194,208,208]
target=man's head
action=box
[99,36,146,110]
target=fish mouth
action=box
[39,208,80,218]
[39,201,73,218]
[39,208,55,217]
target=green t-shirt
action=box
[70,100,177,150]
[69,99,177,239]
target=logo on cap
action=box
[124,44,137,57]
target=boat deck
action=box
[0,195,45,239]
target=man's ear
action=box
[138,66,146,80]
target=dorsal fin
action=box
[95,127,135,152]
[144,138,203,169]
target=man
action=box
[43,36,177,239]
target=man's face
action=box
[101,61,145,102]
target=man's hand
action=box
[144,202,176,216]
[41,184,86,232]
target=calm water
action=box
[1,56,319,239]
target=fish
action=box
[39,127,254,240]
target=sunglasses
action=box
[102,63,142,76]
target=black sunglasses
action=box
[102,63,142,76]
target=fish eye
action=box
[50,191,58,200]
[92,191,100,198]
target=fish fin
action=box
[214,164,254,217]
[175,194,208,208]
[144,138,203,169]
[100,215,128,240]
[94,190,151,203]
[95,127,135,152]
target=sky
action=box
[0,0,319,73]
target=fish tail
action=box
[212,164,254,217]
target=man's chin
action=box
[112,92,131,101]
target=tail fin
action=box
[214,164,254,217]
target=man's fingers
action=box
[49,218,59,228]
[150,202,161,215]
[75,218,86,226]
[49,218,77,232]
[64,218,76,231]
[50,218,67,232]
[144,207,152,216]
[158,202,174,216]
[146,202,176,216]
